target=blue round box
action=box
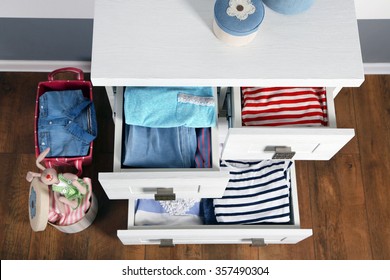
[213,0,265,46]
[262,0,315,15]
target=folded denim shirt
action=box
[38,90,97,157]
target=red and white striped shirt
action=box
[241,87,328,127]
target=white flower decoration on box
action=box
[227,0,256,21]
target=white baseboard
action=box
[364,63,390,75]
[1,60,389,76]
[0,60,91,72]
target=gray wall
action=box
[0,18,93,61]
[358,19,390,63]
[0,18,389,63]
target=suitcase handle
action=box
[48,67,84,81]
[46,158,83,177]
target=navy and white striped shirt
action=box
[214,160,293,224]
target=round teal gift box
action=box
[213,0,265,46]
[262,0,315,15]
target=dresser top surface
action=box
[91,0,364,87]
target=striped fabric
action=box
[48,177,92,226]
[214,160,292,224]
[241,87,328,127]
[194,128,212,168]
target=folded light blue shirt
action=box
[124,87,216,128]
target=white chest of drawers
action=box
[91,0,364,246]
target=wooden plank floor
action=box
[0,73,389,260]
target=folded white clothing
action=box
[134,198,202,226]
[134,211,203,226]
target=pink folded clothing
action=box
[48,177,92,226]
[241,87,328,127]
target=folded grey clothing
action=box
[122,125,197,168]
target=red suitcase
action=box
[34,67,94,176]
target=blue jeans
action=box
[123,125,196,168]
[38,90,97,157]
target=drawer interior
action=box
[99,87,230,200]
[221,87,354,161]
[118,163,312,245]
[127,163,301,229]
[113,87,221,172]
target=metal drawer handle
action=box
[154,188,176,201]
[251,238,267,247]
[160,239,175,247]
[272,146,296,159]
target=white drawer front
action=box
[227,87,354,160]
[99,170,229,199]
[118,227,313,245]
[116,163,312,245]
[222,127,354,161]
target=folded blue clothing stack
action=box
[123,125,197,168]
[123,87,216,223]
[124,87,216,128]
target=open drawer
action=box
[99,87,230,200]
[117,164,312,245]
[223,87,355,160]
